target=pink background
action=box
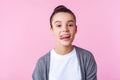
[0,0,120,80]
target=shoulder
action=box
[75,46,93,56]
[74,45,97,67]
[36,52,50,66]
[74,46,97,79]
[32,52,50,79]
[74,45,95,60]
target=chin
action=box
[57,39,74,47]
[61,42,72,47]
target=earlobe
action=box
[50,27,53,31]
[50,27,52,32]
[50,27,54,35]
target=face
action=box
[51,12,77,47]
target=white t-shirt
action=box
[49,48,81,80]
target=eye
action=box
[56,24,62,27]
[68,23,74,27]
[68,24,73,27]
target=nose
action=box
[62,26,69,32]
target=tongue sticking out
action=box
[60,35,70,40]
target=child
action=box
[32,5,97,80]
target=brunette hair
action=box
[50,5,76,27]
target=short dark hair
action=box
[50,5,76,27]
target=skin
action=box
[50,12,77,55]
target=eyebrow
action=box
[67,20,75,23]
[54,20,75,24]
[54,21,61,24]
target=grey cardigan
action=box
[32,46,97,80]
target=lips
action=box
[60,34,71,40]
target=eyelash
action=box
[56,24,74,27]
[56,25,61,27]
[68,24,74,27]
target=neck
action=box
[54,45,74,55]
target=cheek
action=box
[70,28,77,34]
[52,30,59,37]
[51,29,57,37]
[54,28,61,34]
[74,27,77,33]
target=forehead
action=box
[52,12,75,23]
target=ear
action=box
[50,27,54,35]
[75,25,77,34]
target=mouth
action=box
[60,34,71,40]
